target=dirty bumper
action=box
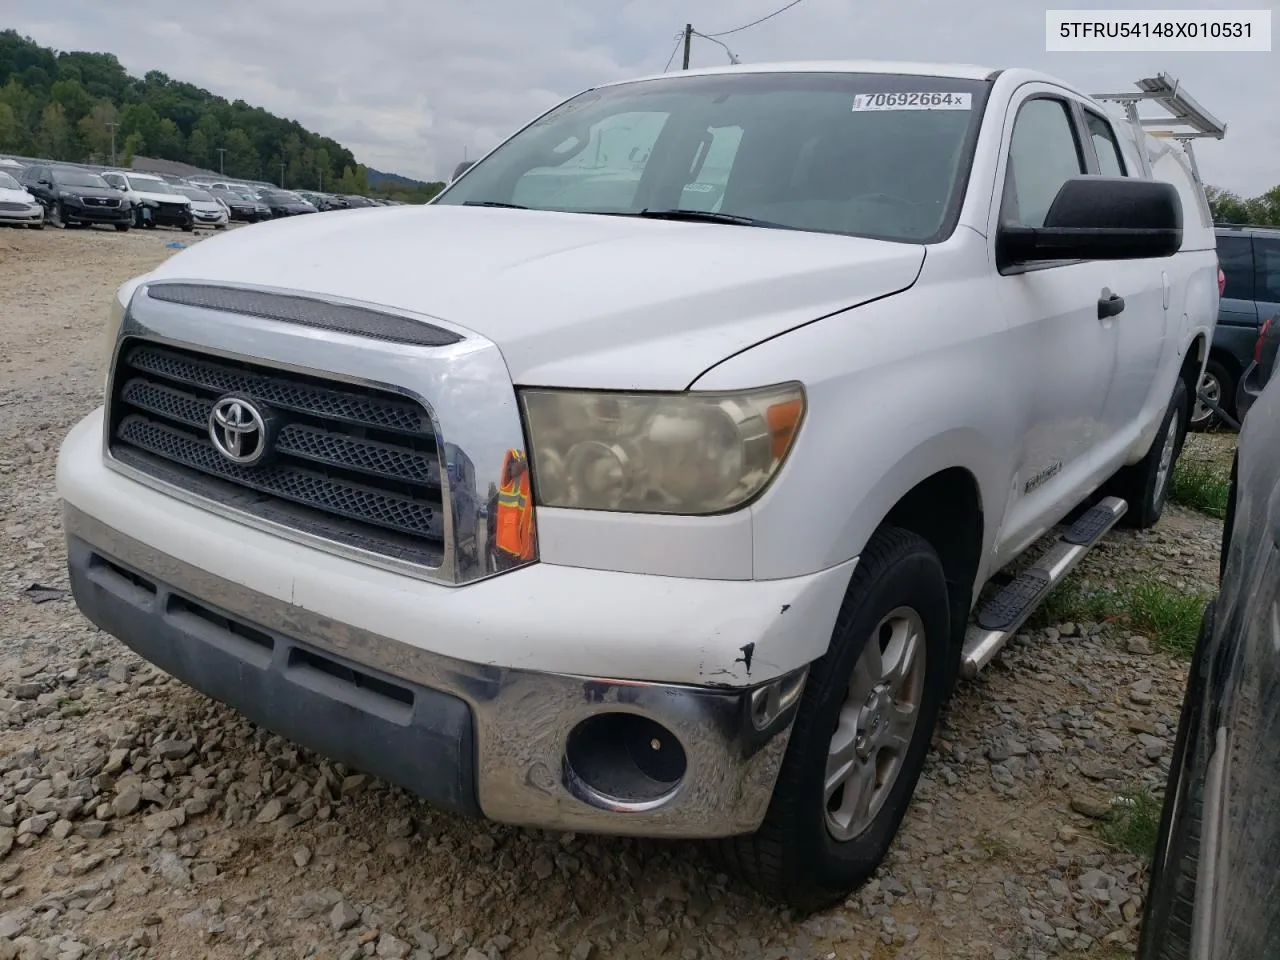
[65,509,809,838]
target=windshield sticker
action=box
[682,182,717,193]
[852,92,972,112]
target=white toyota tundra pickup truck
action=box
[57,61,1221,909]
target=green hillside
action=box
[0,29,443,200]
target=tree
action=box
[120,130,144,166]
[223,127,258,179]
[186,128,210,168]
[152,117,184,159]
[76,100,118,163]
[0,102,16,150]
[35,101,74,159]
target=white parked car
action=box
[99,171,194,231]
[172,183,230,229]
[0,170,43,228]
[58,61,1220,909]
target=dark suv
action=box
[1197,225,1280,428]
[20,164,131,231]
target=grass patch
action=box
[1098,785,1163,859]
[1032,580,1207,658]
[1169,459,1231,519]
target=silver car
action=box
[0,170,44,228]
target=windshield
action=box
[177,186,215,201]
[435,71,988,242]
[129,177,176,193]
[54,169,111,188]
[0,171,22,190]
[266,191,303,202]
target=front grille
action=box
[84,197,120,208]
[0,201,30,212]
[108,340,446,567]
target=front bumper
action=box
[59,410,853,837]
[63,203,130,224]
[0,205,43,224]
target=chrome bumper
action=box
[65,505,804,839]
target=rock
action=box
[192,863,218,883]
[0,830,12,859]
[1126,636,1152,655]
[470,834,495,855]
[386,817,413,839]
[153,740,194,761]
[1070,795,1113,820]
[112,789,142,818]
[376,935,412,958]
[532,856,553,881]
[292,846,312,868]
[255,799,285,824]
[330,900,361,932]
[23,438,45,454]
[571,940,596,960]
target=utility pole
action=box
[279,162,286,187]
[216,147,226,174]
[105,122,119,166]
[682,23,693,69]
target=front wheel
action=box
[114,223,130,233]
[719,526,951,912]
[1113,375,1189,530]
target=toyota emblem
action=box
[209,396,269,465]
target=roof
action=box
[601,59,1000,88]
[1216,223,1280,235]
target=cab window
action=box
[1000,98,1085,228]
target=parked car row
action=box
[0,154,405,233]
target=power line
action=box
[704,0,807,37]
[691,30,740,64]
[662,33,684,71]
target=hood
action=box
[143,204,926,390]
[0,186,34,204]
[190,200,225,214]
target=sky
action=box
[7,0,1278,195]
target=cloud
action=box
[8,0,1273,192]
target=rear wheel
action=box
[719,526,950,912]
[114,223,130,232]
[1189,358,1235,431]
[1113,375,1189,529]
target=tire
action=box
[1137,603,1214,960]
[1113,375,1189,530]
[718,526,951,912]
[181,223,193,233]
[114,223,130,233]
[1189,358,1235,432]
[30,221,43,230]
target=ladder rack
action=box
[1091,72,1226,184]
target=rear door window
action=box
[1218,235,1257,300]
[1254,238,1280,303]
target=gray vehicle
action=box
[1194,224,1280,428]
[1138,366,1280,958]
[1234,309,1280,423]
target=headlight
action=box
[519,383,805,515]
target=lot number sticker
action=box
[852,92,972,111]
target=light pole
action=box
[105,122,119,166]
[279,162,286,187]
[216,147,226,175]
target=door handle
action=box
[1098,291,1125,319]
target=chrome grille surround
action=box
[103,279,534,585]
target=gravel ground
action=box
[0,227,1234,960]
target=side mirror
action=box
[997,176,1184,265]
[452,160,475,181]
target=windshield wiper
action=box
[462,200,528,209]
[634,208,791,229]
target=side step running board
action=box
[959,496,1127,679]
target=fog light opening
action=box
[564,712,688,812]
